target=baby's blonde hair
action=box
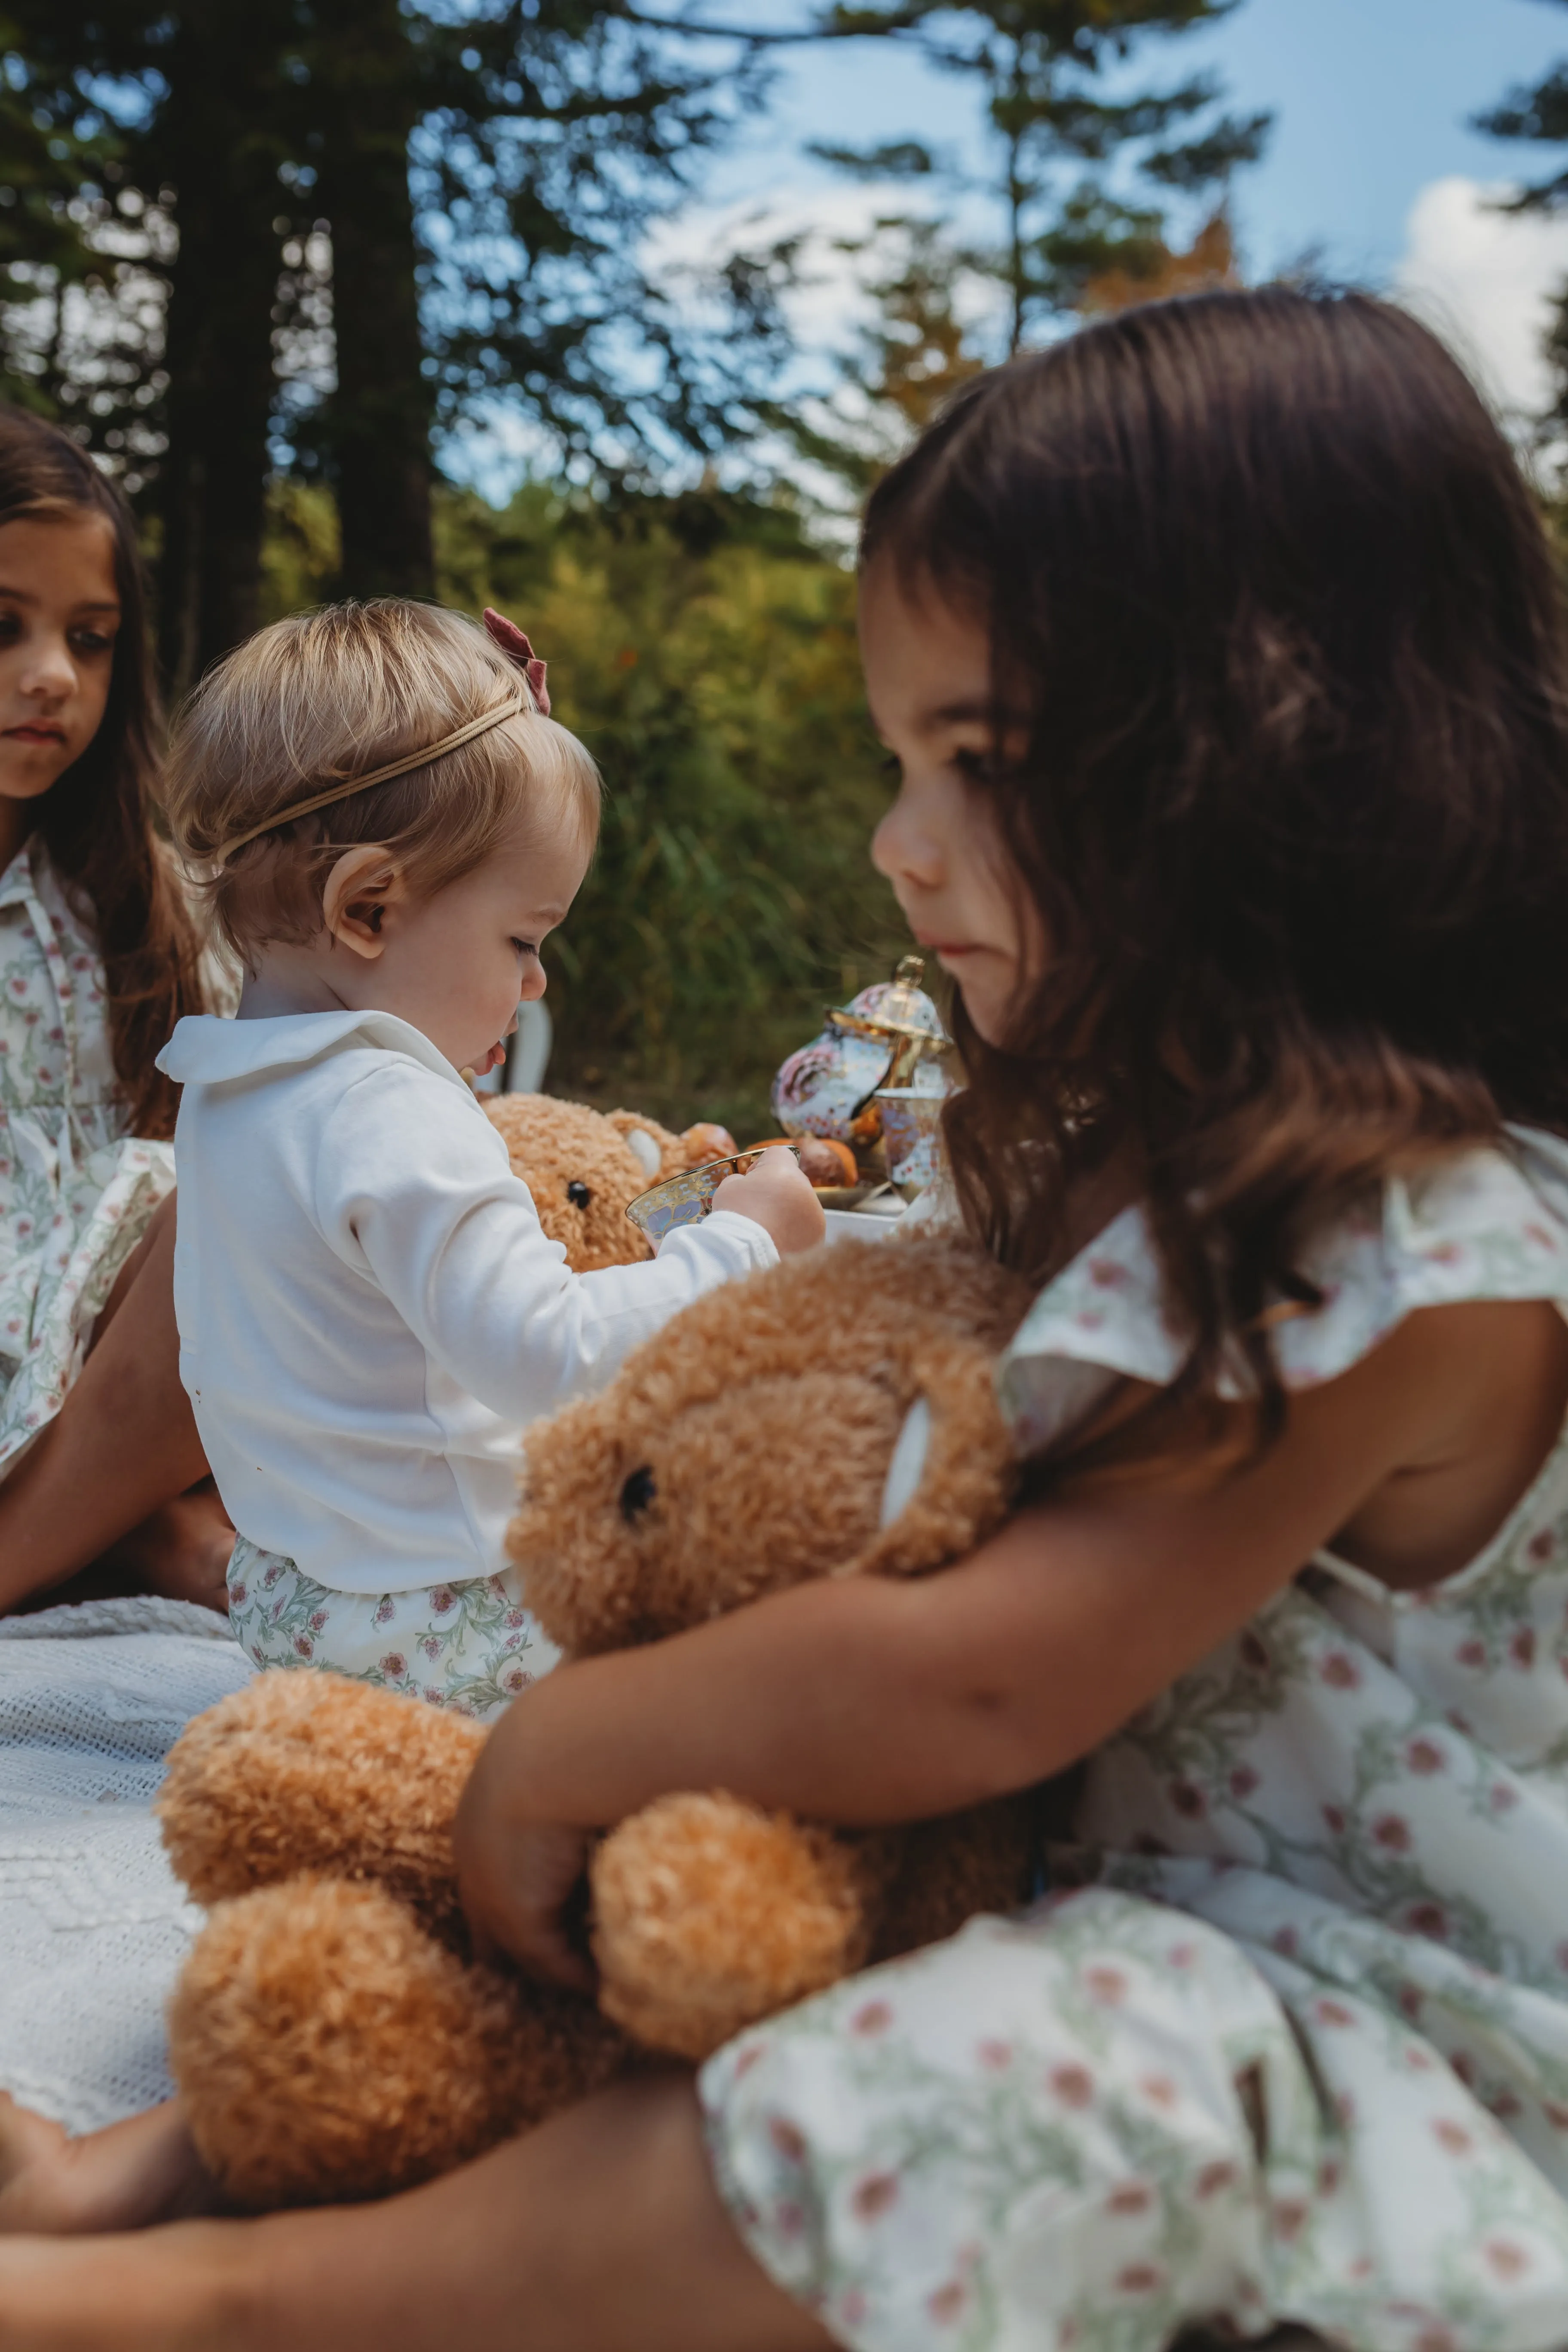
[164,600,600,964]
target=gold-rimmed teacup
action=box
[625,1146,803,1246]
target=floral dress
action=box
[0,838,181,1475]
[700,1128,1568,2352]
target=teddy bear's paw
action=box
[170,1876,626,2208]
[157,1675,485,1927]
[591,1793,873,2062]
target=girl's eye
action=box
[511,939,538,959]
[952,746,999,785]
[69,628,114,656]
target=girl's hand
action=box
[712,1147,824,1256]
[454,1733,597,1994]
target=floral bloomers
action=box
[700,1129,1568,2352]
[227,1536,560,1720]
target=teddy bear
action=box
[156,1233,1036,2209]
[482,1092,736,1271]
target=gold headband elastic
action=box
[211,691,529,869]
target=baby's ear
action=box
[322,845,403,960]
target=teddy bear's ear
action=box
[621,1125,662,1180]
[879,1393,932,1530]
[847,1327,1020,1581]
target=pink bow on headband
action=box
[484,607,551,717]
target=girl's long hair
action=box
[862,288,1568,1442]
[0,410,206,1137]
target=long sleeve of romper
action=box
[314,1063,777,1424]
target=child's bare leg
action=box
[0,2076,830,2352]
[0,2095,217,2236]
[0,1197,231,1614]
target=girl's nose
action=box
[19,634,76,702]
[871,792,944,892]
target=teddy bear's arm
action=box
[590,1792,890,2063]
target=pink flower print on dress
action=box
[379,1653,408,1678]
[1320,1650,1360,1689]
[927,2281,966,2324]
[851,2000,891,2037]
[851,2173,898,2220]
[1107,2183,1152,2215]
[1372,1813,1412,1852]
[1050,2063,1095,2108]
[430,1587,457,1616]
[1115,2264,1164,2294]
[1406,1738,1445,1776]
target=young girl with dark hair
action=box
[0,408,230,1609]
[6,286,1568,2352]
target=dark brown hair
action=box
[863,288,1568,1442]
[0,409,207,1136]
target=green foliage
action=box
[433,483,909,1140]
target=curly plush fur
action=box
[483,1093,734,1271]
[158,1233,1035,2205]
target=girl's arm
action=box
[457,1298,1562,1978]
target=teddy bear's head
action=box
[508,1234,1029,1657]
[484,1094,734,1273]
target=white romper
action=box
[701,1129,1568,2352]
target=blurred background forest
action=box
[2,1,1565,1133]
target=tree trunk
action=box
[312,0,434,601]
[156,3,291,692]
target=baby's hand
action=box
[712,1147,824,1257]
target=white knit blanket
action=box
[0,1596,252,2132]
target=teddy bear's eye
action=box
[620,1464,657,1522]
[567,1180,591,1210]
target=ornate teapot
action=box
[771,956,953,1159]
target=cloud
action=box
[1395,175,1568,426]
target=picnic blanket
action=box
[0,1596,251,2132]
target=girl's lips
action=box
[4,725,66,744]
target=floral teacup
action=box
[625,1147,803,1246]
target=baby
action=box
[157,600,821,1713]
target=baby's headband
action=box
[210,608,551,870]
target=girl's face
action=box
[0,515,120,832]
[861,561,1032,1048]
[309,790,594,1078]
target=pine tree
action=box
[1476,10,1568,445]
[0,6,771,678]
[810,1,1267,355]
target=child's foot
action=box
[99,1482,233,1614]
[21,1485,235,1620]
[0,2095,220,2235]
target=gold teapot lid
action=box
[828,954,948,1044]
